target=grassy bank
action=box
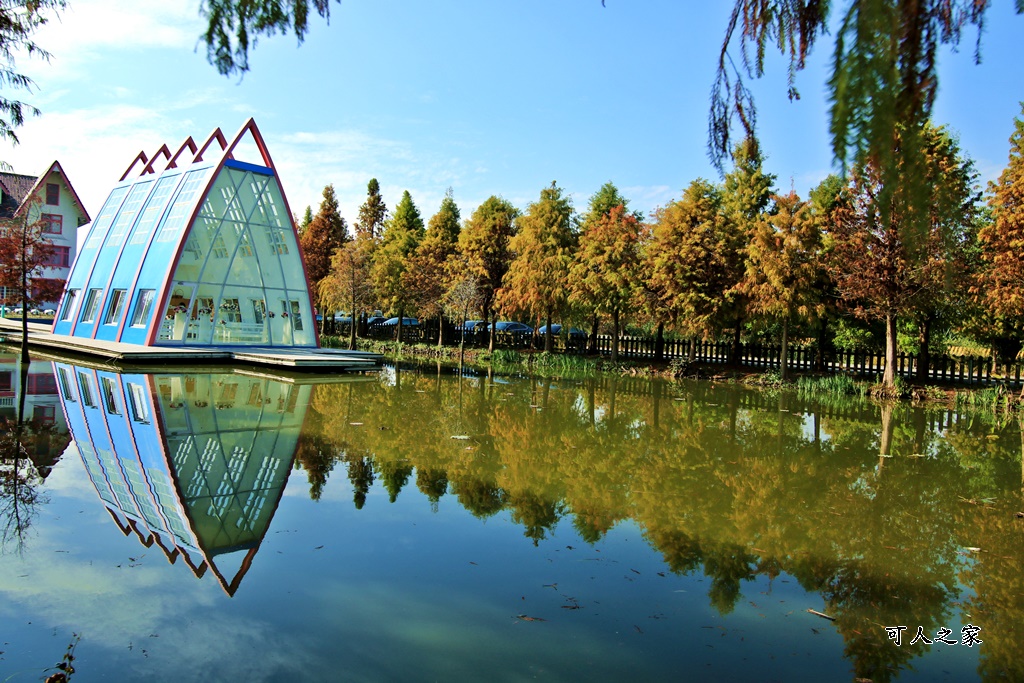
[320,334,1023,409]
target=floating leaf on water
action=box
[451,435,470,440]
[349,422,363,426]
[515,614,546,622]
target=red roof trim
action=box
[119,151,149,183]
[193,127,228,163]
[167,136,198,169]
[141,144,171,175]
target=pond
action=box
[1,357,1022,682]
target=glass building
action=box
[52,120,317,347]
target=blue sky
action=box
[3,0,1021,227]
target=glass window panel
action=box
[129,174,181,246]
[84,186,130,249]
[130,289,155,327]
[154,169,207,243]
[59,289,79,321]
[80,288,103,323]
[258,181,287,228]
[103,289,127,324]
[57,368,76,401]
[104,181,152,248]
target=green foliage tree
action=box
[497,182,576,352]
[721,136,776,361]
[356,178,388,240]
[299,184,349,311]
[0,198,64,361]
[973,104,1024,378]
[0,0,65,149]
[829,123,979,388]
[297,205,313,234]
[577,182,642,351]
[371,190,424,341]
[738,191,823,380]
[319,234,375,349]
[569,205,645,362]
[458,196,519,352]
[709,1,1019,215]
[406,188,461,347]
[201,0,338,77]
[647,179,732,355]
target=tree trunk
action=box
[437,313,444,350]
[730,312,743,365]
[544,306,553,353]
[611,308,620,363]
[687,336,697,363]
[815,316,827,372]
[588,314,599,354]
[396,308,404,343]
[878,403,894,473]
[883,312,898,388]
[654,321,665,362]
[485,304,495,353]
[780,317,789,382]
[916,313,932,383]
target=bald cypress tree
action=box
[372,190,423,341]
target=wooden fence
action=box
[322,318,1022,387]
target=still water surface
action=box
[2,360,1022,682]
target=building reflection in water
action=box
[55,364,311,596]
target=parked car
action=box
[461,320,485,332]
[537,323,587,339]
[377,317,419,327]
[491,321,533,334]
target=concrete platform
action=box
[0,319,382,373]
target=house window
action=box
[33,405,56,424]
[0,372,11,392]
[44,246,70,268]
[41,213,62,234]
[27,373,57,394]
[80,288,103,323]
[130,289,155,327]
[45,183,59,206]
[104,289,127,324]
[59,289,79,321]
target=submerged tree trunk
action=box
[878,403,895,473]
[654,321,665,362]
[779,317,790,382]
[916,313,932,383]
[883,312,898,388]
[611,308,620,363]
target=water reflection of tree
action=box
[298,367,1024,681]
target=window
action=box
[33,405,56,425]
[104,289,127,324]
[78,371,97,408]
[44,246,70,267]
[290,300,303,331]
[27,373,57,394]
[101,377,121,415]
[41,213,62,234]
[219,298,242,323]
[267,229,289,255]
[127,383,149,423]
[45,183,59,206]
[59,289,79,321]
[57,368,75,401]
[80,288,102,323]
[130,289,155,327]
[0,372,11,393]
[212,235,229,259]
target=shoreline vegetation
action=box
[320,335,1023,414]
